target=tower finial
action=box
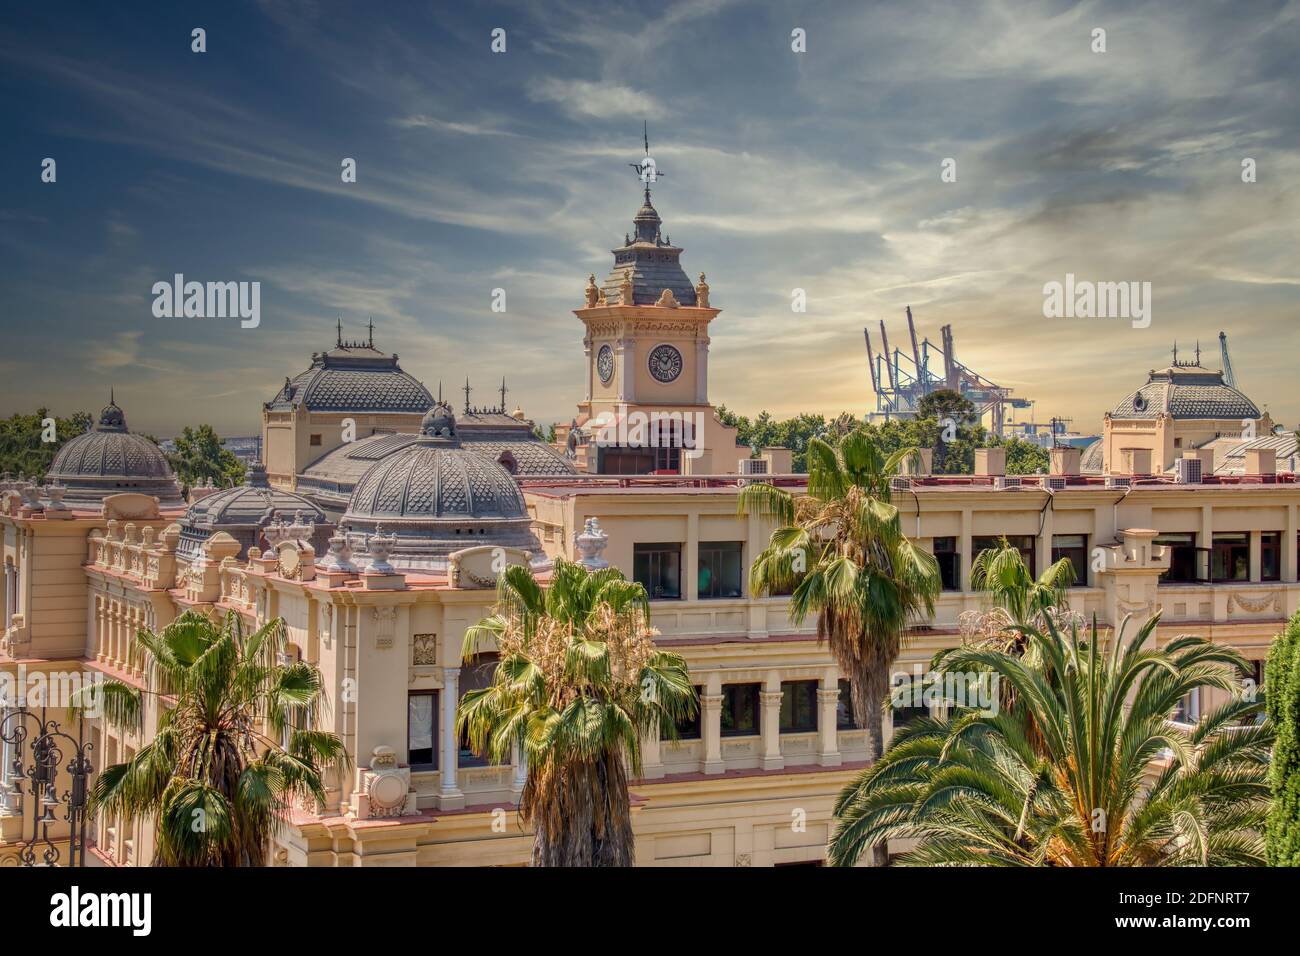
[500,376,508,413]
[628,121,664,206]
[336,317,342,348]
[110,386,115,406]
[463,377,472,415]
[368,317,374,348]
[437,380,443,404]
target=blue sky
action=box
[2,0,1298,438]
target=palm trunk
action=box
[851,666,891,867]
[527,753,635,867]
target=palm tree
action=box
[970,537,1076,632]
[79,610,347,866]
[458,559,696,867]
[830,612,1273,866]
[738,430,941,865]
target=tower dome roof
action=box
[1111,363,1260,421]
[47,398,185,508]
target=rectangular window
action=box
[836,679,859,729]
[407,691,437,769]
[673,687,702,740]
[1050,534,1088,586]
[458,654,498,767]
[634,543,682,600]
[1262,532,1282,582]
[309,434,322,446]
[698,541,743,599]
[890,677,929,729]
[1155,533,1201,583]
[1172,688,1200,724]
[720,683,760,737]
[933,536,960,591]
[779,680,818,733]
[972,535,1035,577]
[1211,533,1249,582]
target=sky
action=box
[1,0,1298,439]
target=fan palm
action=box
[458,559,696,867]
[830,611,1272,866]
[970,537,1076,632]
[77,610,348,866]
[738,430,941,863]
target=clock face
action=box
[597,344,614,385]
[648,344,683,384]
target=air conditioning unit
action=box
[1174,457,1202,484]
[739,458,770,476]
[993,476,1021,490]
[890,476,912,493]
[1046,475,1067,491]
[1105,475,1132,490]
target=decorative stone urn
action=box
[574,517,609,570]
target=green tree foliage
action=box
[0,408,93,480]
[80,611,348,866]
[460,560,696,866]
[716,401,1048,476]
[739,430,941,865]
[1266,612,1300,865]
[167,424,246,490]
[831,613,1272,866]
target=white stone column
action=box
[640,725,664,780]
[617,336,635,403]
[760,680,784,771]
[817,682,842,767]
[439,667,464,808]
[685,512,700,601]
[701,692,724,774]
[583,337,594,402]
[694,337,709,405]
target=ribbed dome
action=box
[265,338,432,414]
[47,399,184,508]
[178,462,329,558]
[341,404,538,570]
[1112,365,1260,421]
[50,402,171,479]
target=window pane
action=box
[721,683,760,736]
[699,541,743,598]
[779,680,818,733]
[836,679,858,729]
[459,654,498,767]
[408,692,436,768]
[933,537,959,591]
[634,543,682,599]
[674,687,702,739]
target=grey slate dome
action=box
[601,189,698,307]
[1112,364,1260,421]
[177,461,330,558]
[341,404,538,571]
[265,327,433,414]
[47,398,185,508]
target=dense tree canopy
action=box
[0,408,93,480]
[167,424,246,490]
[716,402,1049,475]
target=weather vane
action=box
[628,120,663,200]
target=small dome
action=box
[1112,365,1260,421]
[266,336,433,414]
[178,461,330,557]
[47,399,184,508]
[342,421,537,571]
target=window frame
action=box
[720,683,761,737]
[779,680,819,734]
[698,540,744,599]
[633,542,683,600]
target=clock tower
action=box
[558,137,741,475]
